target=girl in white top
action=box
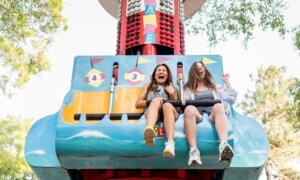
[181,61,237,166]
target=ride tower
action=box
[25,0,269,179]
[113,0,187,55]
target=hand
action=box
[177,73,184,81]
[222,73,233,90]
[152,97,164,105]
[222,73,230,82]
[165,83,176,96]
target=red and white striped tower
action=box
[99,0,205,55]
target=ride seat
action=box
[110,87,144,120]
[62,91,110,123]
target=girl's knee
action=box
[149,98,162,108]
[162,102,173,111]
[151,98,161,104]
[184,106,197,117]
[213,103,225,114]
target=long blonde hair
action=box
[185,61,217,92]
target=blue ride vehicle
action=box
[25,55,268,179]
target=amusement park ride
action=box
[25,0,269,179]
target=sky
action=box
[0,0,300,120]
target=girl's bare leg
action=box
[162,102,178,142]
[209,103,228,143]
[144,98,162,146]
[184,105,202,149]
[145,98,162,127]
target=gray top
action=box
[184,85,238,105]
[184,85,238,115]
[146,85,169,100]
[194,89,214,114]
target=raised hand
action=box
[222,73,232,90]
[177,73,184,81]
[222,73,230,82]
[165,83,176,96]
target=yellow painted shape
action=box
[62,91,110,123]
[202,57,217,64]
[85,68,105,87]
[113,88,143,114]
[143,15,157,27]
[138,56,152,64]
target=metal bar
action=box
[146,99,221,107]
[108,77,116,116]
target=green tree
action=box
[185,0,288,47]
[239,65,300,179]
[293,25,300,51]
[240,66,292,125]
[0,116,35,179]
[0,0,67,178]
[288,78,300,130]
[0,0,67,97]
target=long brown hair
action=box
[185,61,217,92]
[147,64,173,94]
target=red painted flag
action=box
[90,58,104,65]
[157,57,171,64]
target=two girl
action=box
[136,62,237,165]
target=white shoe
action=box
[163,141,175,158]
[144,125,155,146]
[219,142,234,162]
[188,148,202,166]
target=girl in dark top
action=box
[136,64,178,158]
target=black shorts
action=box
[198,109,211,116]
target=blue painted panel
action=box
[32,167,70,180]
[230,108,269,168]
[117,56,157,87]
[71,56,114,91]
[25,113,61,167]
[68,55,223,90]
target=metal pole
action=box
[108,77,115,117]
[179,78,185,106]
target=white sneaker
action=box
[144,125,155,146]
[219,142,234,162]
[163,141,175,158]
[188,148,202,166]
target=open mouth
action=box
[158,75,165,80]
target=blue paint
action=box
[145,6,156,15]
[24,113,61,167]
[145,34,157,44]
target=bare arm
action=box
[135,83,150,108]
[220,73,238,105]
[222,73,233,90]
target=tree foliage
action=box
[293,25,300,51]
[288,78,300,130]
[240,66,292,124]
[0,0,67,97]
[239,65,300,178]
[185,0,288,47]
[0,116,35,179]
